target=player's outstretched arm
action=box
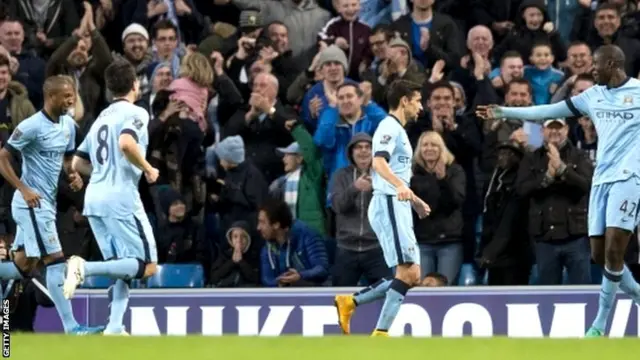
[476,101,575,124]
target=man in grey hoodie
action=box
[329,132,392,286]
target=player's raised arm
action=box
[476,101,576,124]
[0,121,41,207]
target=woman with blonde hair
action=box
[410,131,467,284]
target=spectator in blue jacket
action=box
[258,199,329,287]
[313,82,386,193]
[300,45,356,132]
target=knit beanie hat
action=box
[388,37,412,60]
[215,136,245,164]
[318,45,348,70]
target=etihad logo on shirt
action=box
[595,111,634,121]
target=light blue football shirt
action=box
[6,111,76,211]
[371,115,413,196]
[498,77,640,186]
[76,100,149,219]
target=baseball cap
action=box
[276,142,301,156]
[543,118,566,127]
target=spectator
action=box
[483,51,524,99]
[301,45,354,132]
[269,119,326,235]
[151,20,182,77]
[113,24,153,100]
[574,114,597,165]
[155,187,198,263]
[223,72,295,183]
[420,272,448,286]
[319,0,372,80]
[46,4,112,121]
[411,131,466,283]
[516,118,594,285]
[522,42,564,105]
[0,54,36,140]
[363,24,391,76]
[258,198,329,287]
[142,62,173,117]
[314,82,385,187]
[9,0,80,58]
[391,0,464,69]
[478,141,531,285]
[146,0,205,46]
[209,221,261,287]
[330,133,391,286]
[213,135,268,238]
[261,21,299,98]
[450,25,494,103]
[0,19,46,108]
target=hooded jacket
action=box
[329,133,379,252]
[493,0,567,65]
[209,220,261,287]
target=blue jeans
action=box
[419,242,463,285]
[535,237,591,285]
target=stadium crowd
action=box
[0,0,639,298]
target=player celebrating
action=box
[334,80,430,337]
[476,44,640,337]
[0,75,103,334]
[63,60,159,335]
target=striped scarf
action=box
[284,168,301,219]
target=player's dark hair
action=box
[43,75,75,97]
[105,60,137,97]
[428,80,455,99]
[386,80,422,111]
[425,272,448,286]
[595,3,620,16]
[505,78,532,95]
[0,54,9,69]
[259,198,293,229]
[337,82,363,97]
[500,50,522,65]
[153,19,178,39]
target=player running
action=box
[334,80,430,337]
[476,44,640,337]
[63,60,159,335]
[0,75,103,334]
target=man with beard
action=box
[46,2,112,121]
[112,24,153,100]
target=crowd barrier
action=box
[34,287,640,337]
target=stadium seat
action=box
[457,263,478,286]
[82,276,115,289]
[145,264,205,288]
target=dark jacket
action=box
[330,133,378,252]
[492,0,567,65]
[12,50,46,108]
[391,12,464,69]
[411,162,466,244]
[260,220,329,287]
[479,164,531,268]
[217,161,268,238]
[319,16,372,80]
[516,142,593,241]
[223,102,295,183]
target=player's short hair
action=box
[505,78,532,95]
[105,60,137,97]
[500,50,522,65]
[337,82,363,97]
[428,80,455,99]
[43,75,75,97]
[259,198,293,229]
[386,80,422,110]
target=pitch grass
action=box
[9,335,640,360]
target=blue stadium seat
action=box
[145,264,205,288]
[82,276,114,289]
[457,263,478,286]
